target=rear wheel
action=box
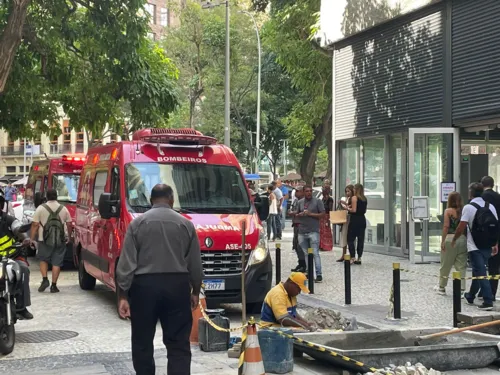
[78,253,96,290]
[0,323,15,355]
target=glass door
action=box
[408,128,460,263]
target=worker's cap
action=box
[290,272,310,294]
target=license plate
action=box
[203,279,225,291]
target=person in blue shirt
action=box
[277,179,289,232]
[4,183,17,202]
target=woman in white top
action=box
[267,185,278,241]
[337,185,354,262]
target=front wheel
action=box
[78,256,96,290]
[0,323,15,355]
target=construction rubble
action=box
[304,308,358,331]
[364,362,442,375]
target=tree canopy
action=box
[0,0,178,140]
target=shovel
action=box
[415,319,500,346]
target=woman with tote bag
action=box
[335,185,354,262]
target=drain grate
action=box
[17,330,79,343]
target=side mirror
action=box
[98,193,120,219]
[254,194,269,222]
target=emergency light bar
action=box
[62,155,86,162]
[132,128,217,145]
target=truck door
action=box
[89,169,108,283]
[100,166,120,288]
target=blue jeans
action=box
[267,214,278,240]
[299,232,321,277]
[281,207,287,230]
[467,249,493,305]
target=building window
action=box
[145,3,156,24]
[6,166,16,174]
[339,140,361,188]
[63,119,71,143]
[160,8,168,27]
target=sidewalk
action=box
[275,224,494,329]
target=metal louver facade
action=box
[452,0,500,123]
[334,7,445,140]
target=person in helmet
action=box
[0,195,33,320]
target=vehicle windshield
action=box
[125,163,251,214]
[52,174,80,202]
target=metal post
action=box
[224,0,230,147]
[23,139,26,178]
[307,248,314,294]
[393,262,401,319]
[453,271,461,328]
[344,254,351,305]
[241,220,247,325]
[275,243,281,285]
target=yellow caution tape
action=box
[199,303,247,333]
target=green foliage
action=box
[0,0,178,140]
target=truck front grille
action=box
[201,251,249,276]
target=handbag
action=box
[330,209,347,224]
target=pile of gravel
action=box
[303,308,358,331]
[365,362,442,375]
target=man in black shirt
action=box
[481,176,500,300]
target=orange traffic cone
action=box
[238,319,265,375]
[190,289,206,344]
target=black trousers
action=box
[347,218,366,259]
[489,253,500,297]
[293,225,305,266]
[16,259,30,310]
[130,273,192,375]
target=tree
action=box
[0,0,178,141]
[263,0,332,184]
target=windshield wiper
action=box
[175,208,197,214]
[130,204,152,209]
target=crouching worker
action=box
[260,272,315,331]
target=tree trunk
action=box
[0,0,32,95]
[325,127,332,181]
[299,103,332,185]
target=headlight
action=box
[247,230,269,267]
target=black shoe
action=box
[478,303,494,311]
[463,292,474,305]
[315,276,323,283]
[291,265,301,272]
[38,279,50,293]
[296,266,306,273]
[17,309,34,320]
[50,284,60,293]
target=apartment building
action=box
[0,0,181,182]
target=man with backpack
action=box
[452,182,499,310]
[30,189,72,293]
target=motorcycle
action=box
[0,244,24,355]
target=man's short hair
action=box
[481,176,495,189]
[295,186,304,191]
[469,182,484,198]
[46,188,58,201]
[151,184,174,201]
[271,181,277,187]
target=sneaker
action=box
[478,303,494,311]
[38,279,49,293]
[17,309,34,320]
[50,284,60,293]
[315,276,323,283]
[434,286,446,295]
[463,292,474,305]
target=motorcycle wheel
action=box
[0,323,15,355]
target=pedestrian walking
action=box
[347,183,367,265]
[271,181,283,240]
[437,192,467,295]
[452,182,499,311]
[336,185,354,262]
[116,184,203,375]
[294,185,325,283]
[4,183,16,203]
[267,185,279,241]
[480,176,500,301]
[290,186,306,272]
[30,188,72,293]
[319,187,333,251]
[277,179,289,231]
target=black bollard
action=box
[393,262,401,319]
[308,248,314,294]
[453,271,461,328]
[344,254,351,305]
[275,243,281,285]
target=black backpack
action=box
[469,202,499,249]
